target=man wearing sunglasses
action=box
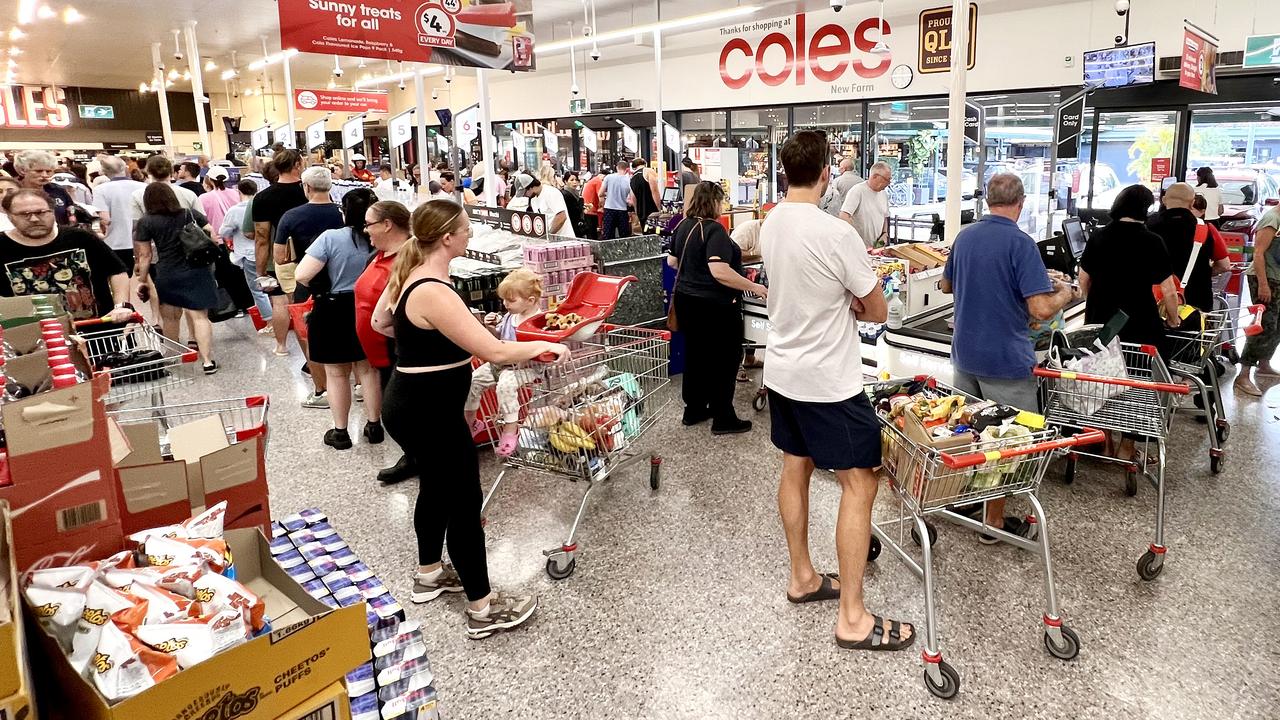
[0,189,132,322]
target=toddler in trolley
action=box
[464,268,546,456]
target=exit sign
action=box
[569,98,586,115]
[78,104,114,119]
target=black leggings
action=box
[675,292,743,423]
[382,364,490,602]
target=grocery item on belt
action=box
[191,572,265,631]
[183,501,227,540]
[133,608,249,669]
[90,620,179,702]
[24,585,87,652]
[69,582,147,674]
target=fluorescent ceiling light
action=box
[536,6,762,54]
[62,7,83,24]
[353,65,444,89]
[8,28,25,41]
[247,48,299,71]
[17,1,37,25]
[204,59,217,71]
[220,68,238,80]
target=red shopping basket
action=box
[287,297,313,343]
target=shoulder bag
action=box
[666,219,704,332]
[177,209,220,266]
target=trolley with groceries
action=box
[478,273,672,580]
[1034,332,1191,581]
[73,314,198,407]
[869,376,1104,699]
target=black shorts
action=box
[263,270,286,298]
[769,390,882,470]
[114,249,136,273]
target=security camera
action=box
[830,0,845,12]
[332,66,344,78]
[398,80,406,90]
[173,51,184,61]
[431,88,439,100]
[1114,0,1130,15]
[1114,34,1126,46]
[590,47,601,61]
[570,83,580,96]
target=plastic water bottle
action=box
[886,283,906,330]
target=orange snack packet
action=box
[90,621,179,702]
[191,573,265,632]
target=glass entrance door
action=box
[1080,110,1179,216]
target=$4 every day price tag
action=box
[417,1,459,48]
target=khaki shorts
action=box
[274,262,298,296]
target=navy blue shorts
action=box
[769,390,882,470]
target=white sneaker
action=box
[302,391,330,409]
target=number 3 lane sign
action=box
[417,3,456,48]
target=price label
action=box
[440,0,462,14]
[416,4,456,48]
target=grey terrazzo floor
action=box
[161,319,1280,720]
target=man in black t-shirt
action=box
[13,150,84,226]
[629,158,658,229]
[274,166,343,304]
[0,189,132,321]
[1148,182,1212,312]
[176,162,205,196]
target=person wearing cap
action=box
[198,166,239,237]
[511,173,574,237]
[350,154,374,183]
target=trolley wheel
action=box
[649,457,661,490]
[867,535,881,562]
[545,555,577,581]
[1062,455,1077,485]
[911,522,938,548]
[1044,625,1081,661]
[1124,470,1138,497]
[1215,420,1230,444]
[923,659,960,700]
[1136,550,1164,581]
[1210,453,1225,475]
[752,391,768,412]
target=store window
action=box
[1082,110,1177,215]
[794,103,864,174]
[970,90,1060,235]
[731,108,788,204]
[867,98,950,230]
[680,111,728,156]
[1185,104,1280,209]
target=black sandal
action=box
[836,614,917,651]
[786,573,841,604]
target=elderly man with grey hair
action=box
[13,149,82,226]
[93,155,147,269]
[839,161,892,248]
[940,172,1078,543]
[833,157,864,198]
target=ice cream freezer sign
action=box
[279,0,535,72]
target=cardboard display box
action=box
[30,527,370,720]
[274,682,351,720]
[0,372,123,572]
[0,502,36,720]
[112,397,272,535]
[0,294,67,330]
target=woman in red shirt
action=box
[580,172,604,239]
[356,200,416,483]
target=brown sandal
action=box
[836,614,917,651]
[786,573,840,604]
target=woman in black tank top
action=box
[373,199,569,640]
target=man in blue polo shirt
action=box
[941,173,1077,542]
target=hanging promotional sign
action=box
[664,123,681,155]
[295,88,389,113]
[341,116,365,149]
[305,119,327,150]
[543,128,558,156]
[273,123,295,149]
[1054,93,1086,160]
[452,104,478,161]
[437,134,450,153]
[621,124,638,153]
[717,10,894,90]
[250,125,271,150]
[1179,25,1218,95]
[917,4,978,74]
[1150,157,1172,183]
[582,129,597,153]
[388,109,414,149]
[0,84,71,129]
[277,0,536,72]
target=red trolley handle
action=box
[941,427,1107,469]
[1242,304,1266,337]
[73,312,146,328]
[1033,366,1191,395]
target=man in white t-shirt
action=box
[761,130,911,654]
[515,173,575,238]
[839,161,891,248]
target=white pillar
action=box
[282,55,297,149]
[183,23,211,155]
[151,43,174,153]
[654,27,664,191]
[942,0,970,242]
[476,68,497,206]
[413,69,429,177]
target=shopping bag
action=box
[1048,330,1129,416]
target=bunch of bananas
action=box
[549,421,596,453]
[544,311,585,330]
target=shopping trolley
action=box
[73,314,198,407]
[871,377,1102,699]
[479,324,672,580]
[1164,302,1265,474]
[1034,343,1190,581]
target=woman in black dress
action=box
[134,182,219,374]
[667,181,768,435]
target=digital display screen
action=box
[1062,217,1087,257]
[1083,43,1156,88]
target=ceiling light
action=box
[220,68,237,80]
[8,48,20,56]
[536,6,762,54]
[327,78,336,89]
[62,7,83,23]
[16,1,36,25]
[357,58,367,69]
[139,82,148,93]
[204,59,216,71]
[352,65,444,89]
[8,28,25,41]
[247,48,298,71]
[168,68,179,80]
[166,79,174,88]
[6,59,15,68]
[182,70,191,81]
[37,5,55,21]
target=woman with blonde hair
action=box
[373,199,568,639]
[537,161,560,190]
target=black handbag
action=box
[178,209,220,266]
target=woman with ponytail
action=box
[198,166,239,233]
[373,199,568,639]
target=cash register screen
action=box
[1062,217,1087,258]
[662,187,680,204]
